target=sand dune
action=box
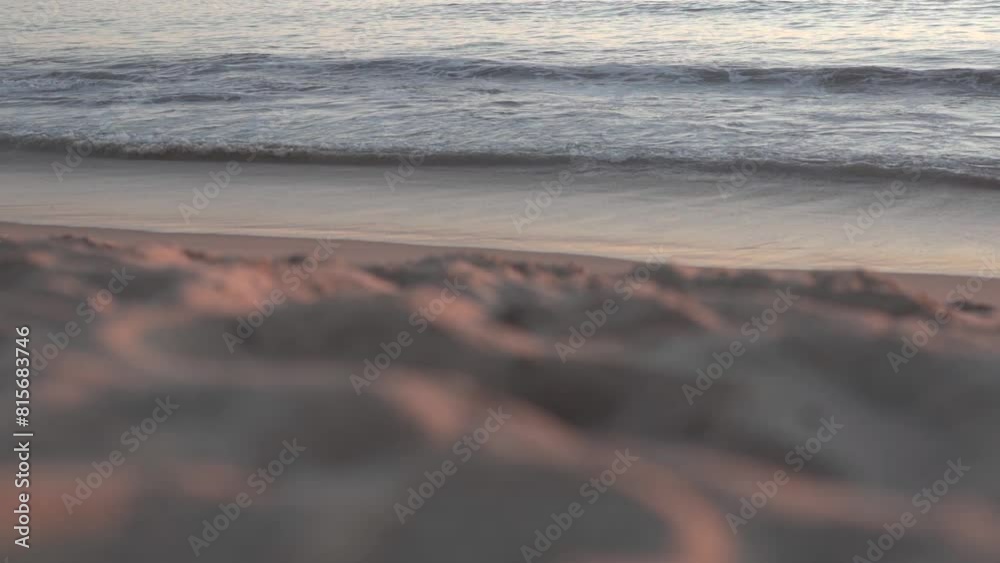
[1,228,999,563]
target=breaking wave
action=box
[3,132,997,189]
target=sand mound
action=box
[2,235,998,563]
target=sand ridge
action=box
[1,232,999,563]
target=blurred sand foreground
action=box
[1,222,999,563]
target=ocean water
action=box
[1,0,999,273]
[2,0,999,179]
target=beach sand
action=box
[2,222,999,563]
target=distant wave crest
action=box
[4,56,999,95]
[317,58,1000,92]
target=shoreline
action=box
[0,220,634,272]
[2,220,998,308]
[5,148,998,278]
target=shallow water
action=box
[3,151,998,276]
